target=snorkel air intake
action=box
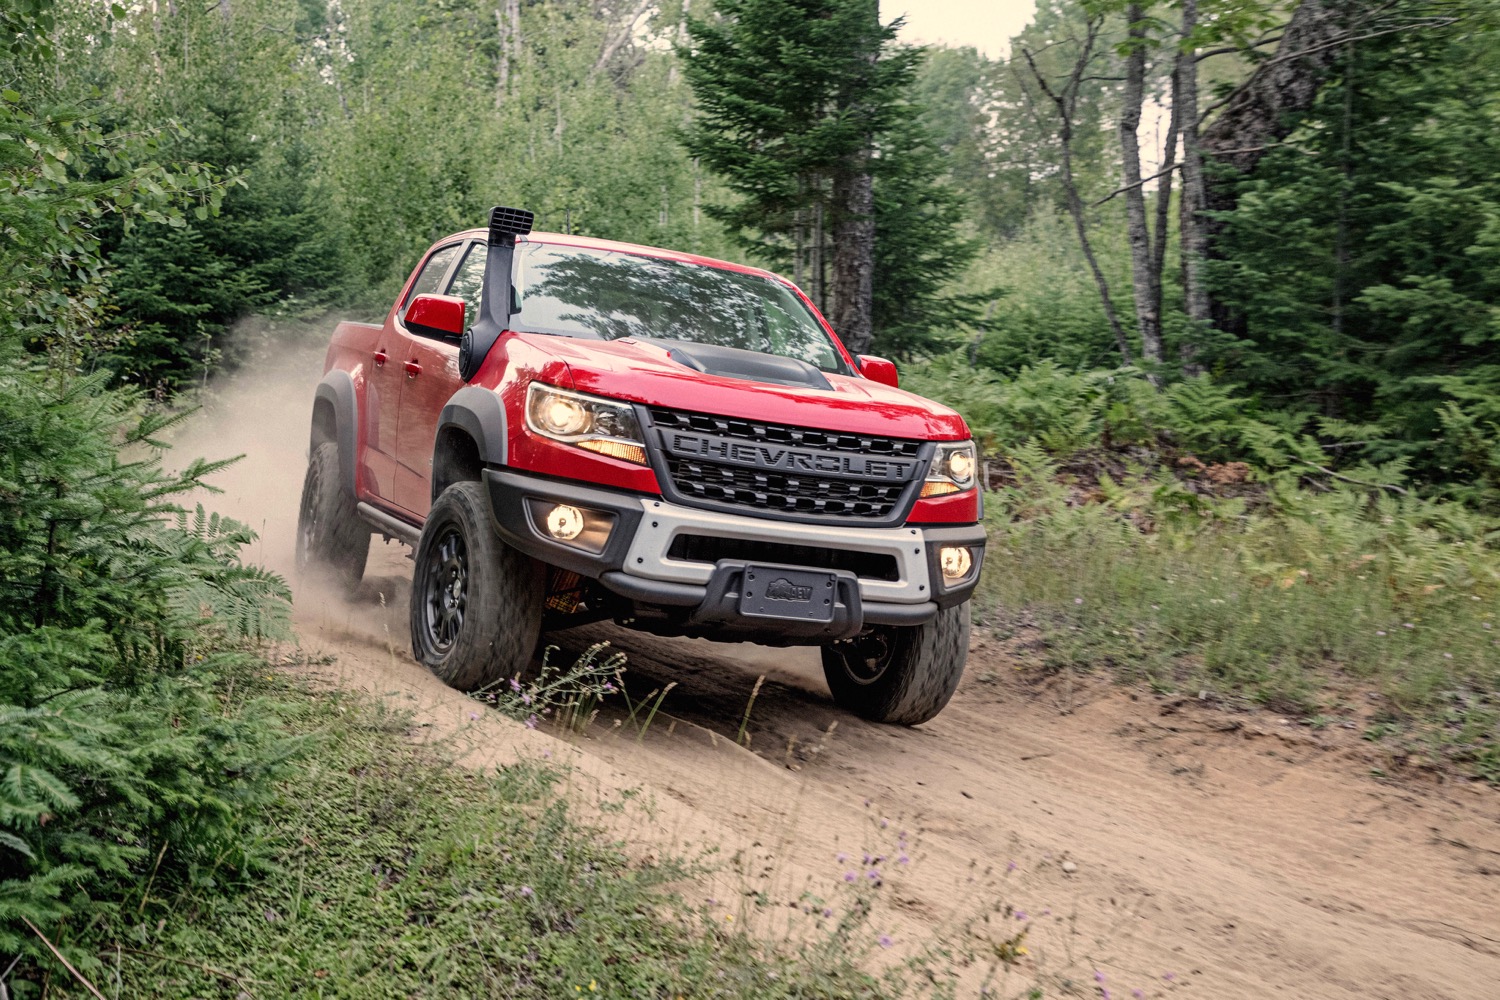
[459,205,534,382]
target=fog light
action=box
[939,545,973,580]
[544,504,585,541]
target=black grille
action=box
[648,407,925,522]
[668,535,899,581]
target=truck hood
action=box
[515,333,970,441]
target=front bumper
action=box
[483,468,984,638]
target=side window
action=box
[446,243,487,333]
[400,243,462,320]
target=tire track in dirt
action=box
[172,325,1500,1000]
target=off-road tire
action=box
[821,602,971,725]
[295,440,371,591]
[409,481,543,691]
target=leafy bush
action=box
[1,42,294,986]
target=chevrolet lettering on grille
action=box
[665,431,918,482]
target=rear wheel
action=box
[409,481,543,691]
[295,440,370,591]
[821,602,970,725]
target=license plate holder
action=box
[739,565,838,623]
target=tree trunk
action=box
[1200,0,1368,332]
[1176,0,1209,371]
[495,0,521,108]
[1022,24,1135,367]
[830,169,874,354]
[1118,4,1160,366]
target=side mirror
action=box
[405,294,466,339]
[857,355,899,388]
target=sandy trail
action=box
[173,327,1500,1000]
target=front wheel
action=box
[821,602,971,725]
[409,481,544,691]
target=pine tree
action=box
[679,0,975,355]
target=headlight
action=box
[525,383,648,465]
[922,441,978,498]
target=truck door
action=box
[392,241,487,516]
[368,242,462,505]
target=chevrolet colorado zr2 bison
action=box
[296,207,985,724]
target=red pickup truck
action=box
[297,208,984,724]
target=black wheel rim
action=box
[296,461,324,570]
[837,631,893,686]
[422,526,468,654]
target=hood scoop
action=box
[649,339,833,391]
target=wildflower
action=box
[897,853,910,864]
[1096,970,1107,983]
[520,886,533,898]
[724,914,734,923]
[522,692,533,705]
[525,714,539,730]
[866,869,881,882]
[844,871,857,883]
[863,798,871,807]
[542,750,552,759]
[878,934,893,949]
[1007,860,1018,872]
[836,852,848,863]
[1163,972,1176,982]
[822,907,833,917]
[880,817,889,828]
[1015,910,1028,921]
[706,897,718,907]
[468,711,479,721]
[603,681,617,693]
[1133,991,1145,999]
[510,677,522,692]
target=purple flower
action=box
[1007,860,1018,872]
[843,871,857,883]
[602,681,616,693]
[1095,970,1107,983]
[866,869,881,882]
[468,711,479,721]
[879,817,889,829]
[1015,910,1028,921]
[1163,972,1176,982]
[897,853,910,865]
[1041,908,1052,916]
[877,934,893,949]
[863,798,871,807]
[822,907,834,917]
[509,678,522,692]
[524,714,538,730]
[1133,991,1145,999]
[836,852,848,863]
[521,692,533,705]
[520,885,533,898]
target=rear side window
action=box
[401,244,462,317]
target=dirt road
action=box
[174,328,1500,999]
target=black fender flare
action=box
[312,370,359,499]
[434,385,508,500]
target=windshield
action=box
[510,243,848,372]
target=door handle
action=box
[404,360,422,378]
[373,350,388,367]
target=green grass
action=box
[24,673,985,999]
[978,462,1500,781]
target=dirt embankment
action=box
[172,326,1500,1000]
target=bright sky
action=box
[882,0,1038,59]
